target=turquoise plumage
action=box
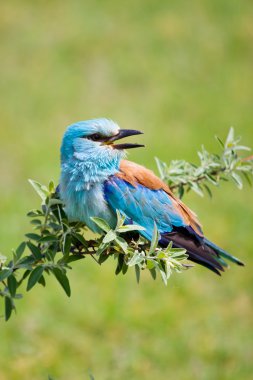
[60,118,244,274]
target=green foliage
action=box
[156,127,253,198]
[0,184,187,321]
[0,129,252,321]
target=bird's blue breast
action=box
[61,181,116,232]
[60,159,119,232]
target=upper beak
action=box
[106,129,145,150]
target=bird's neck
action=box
[60,150,123,191]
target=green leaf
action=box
[178,185,184,199]
[15,255,35,268]
[90,217,111,232]
[149,267,157,280]
[27,210,43,217]
[159,267,168,285]
[146,258,156,269]
[48,180,55,193]
[231,172,243,189]
[73,233,87,248]
[115,209,125,229]
[28,179,48,201]
[122,262,128,275]
[215,135,224,148]
[98,252,110,265]
[118,224,145,233]
[48,198,64,206]
[115,254,124,275]
[225,127,235,147]
[203,184,212,198]
[27,266,44,291]
[38,275,46,287]
[62,255,84,264]
[103,230,117,244]
[27,242,42,259]
[39,235,58,243]
[115,237,128,253]
[232,145,250,151]
[127,252,144,267]
[63,234,72,256]
[15,242,26,260]
[52,268,71,297]
[0,254,7,265]
[135,264,140,283]
[7,275,17,297]
[190,182,204,197]
[155,157,167,179]
[242,171,252,186]
[25,233,41,241]
[30,219,42,225]
[5,296,14,321]
[0,269,12,282]
[96,242,109,256]
[149,223,159,254]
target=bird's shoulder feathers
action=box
[116,159,203,236]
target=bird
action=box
[59,118,244,275]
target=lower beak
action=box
[107,129,145,150]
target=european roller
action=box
[60,118,244,275]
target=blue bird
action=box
[60,118,244,275]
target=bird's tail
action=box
[160,231,244,275]
[204,238,244,267]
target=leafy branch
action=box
[0,182,187,321]
[0,128,252,321]
[155,127,253,198]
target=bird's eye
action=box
[87,133,102,141]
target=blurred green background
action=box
[0,0,253,379]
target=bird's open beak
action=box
[105,129,144,150]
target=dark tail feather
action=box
[204,238,244,267]
[160,230,243,275]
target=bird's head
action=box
[61,118,144,168]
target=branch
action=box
[155,127,253,198]
[0,183,187,321]
[0,127,252,321]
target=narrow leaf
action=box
[135,264,140,283]
[25,233,41,241]
[115,254,124,275]
[149,223,159,254]
[63,234,72,256]
[118,225,145,232]
[7,275,17,297]
[27,266,44,291]
[52,268,71,297]
[115,237,128,253]
[27,242,42,259]
[103,230,116,244]
[231,172,243,189]
[127,252,144,267]
[38,275,46,287]
[90,217,111,232]
[225,127,234,147]
[39,235,58,243]
[5,296,13,321]
[0,269,12,282]
[73,233,87,248]
[48,180,55,193]
[149,267,157,280]
[28,179,48,201]
[15,242,26,260]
